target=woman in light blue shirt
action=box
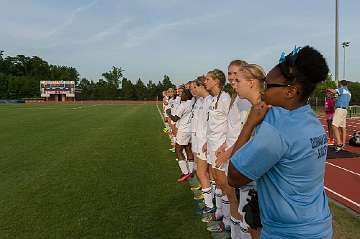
[228,46,332,239]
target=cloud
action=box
[86,18,132,43]
[43,0,98,38]
[122,11,230,48]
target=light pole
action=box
[341,41,350,80]
[335,0,339,84]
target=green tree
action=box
[102,66,124,88]
[348,81,360,105]
[146,80,158,100]
[162,75,176,90]
[134,78,146,100]
[312,75,337,100]
[121,78,136,100]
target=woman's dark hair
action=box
[195,75,206,87]
[277,46,329,101]
[340,80,347,86]
[181,89,193,101]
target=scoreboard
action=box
[40,81,75,97]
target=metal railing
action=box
[308,98,360,118]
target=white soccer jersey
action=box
[168,97,175,112]
[207,91,231,151]
[175,100,193,132]
[196,95,212,140]
[190,97,201,133]
[173,96,181,113]
[164,96,170,111]
[225,96,252,149]
[163,95,169,107]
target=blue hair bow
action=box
[278,46,302,80]
[279,46,302,63]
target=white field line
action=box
[324,186,360,209]
[326,162,360,177]
[155,103,166,127]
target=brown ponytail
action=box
[207,69,226,109]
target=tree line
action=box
[0,51,79,99]
[77,68,175,100]
[0,51,359,103]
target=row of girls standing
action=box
[163,46,332,239]
[163,86,196,181]
[188,61,262,239]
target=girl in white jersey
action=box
[167,88,177,152]
[214,60,253,239]
[202,69,231,233]
[228,63,266,239]
[189,77,215,212]
[166,89,195,183]
[162,90,170,133]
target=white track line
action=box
[324,186,360,209]
[326,162,360,177]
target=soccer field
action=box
[0,104,359,239]
[0,104,210,239]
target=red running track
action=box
[319,115,360,214]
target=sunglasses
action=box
[263,81,292,90]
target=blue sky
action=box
[1,0,359,85]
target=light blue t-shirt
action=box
[335,87,351,108]
[231,105,332,239]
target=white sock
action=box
[240,220,252,239]
[202,187,214,208]
[188,160,195,173]
[230,216,242,239]
[183,149,187,160]
[222,195,231,229]
[211,180,216,193]
[178,160,189,175]
[215,188,223,219]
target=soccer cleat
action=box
[190,185,201,192]
[328,138,335,146]
[194,202,206,215]
[193,193,204,201]
[197,201,206,209]
[168,148,175,153]
[335,144,343,152]
[327,138,334,146]
[201,213,215,223]
[176,173,192,183]
[331,138,335,145]
[202,206,216,214]
[206,221,229,233]
[201,212,222,223]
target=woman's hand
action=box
[247,101,271,127]
[215,143,226,157]
[215,147,231,168]
[202,143,208,154]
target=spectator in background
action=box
[325,89,336,145]
[329,80,352,152]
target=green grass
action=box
[0,104,359,239]
[330,201,360,239]
[0,104,210,239]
